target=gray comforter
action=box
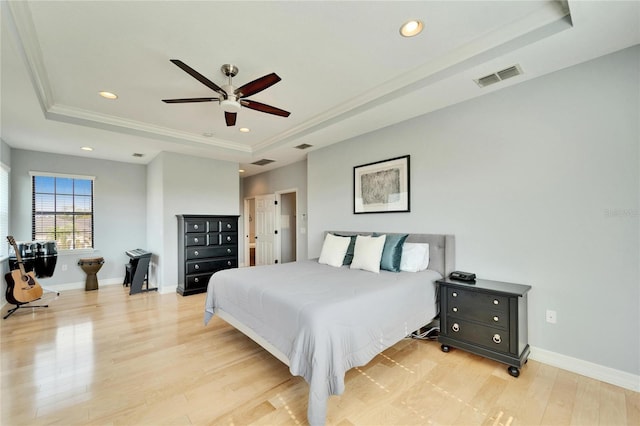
[204,260,440,425]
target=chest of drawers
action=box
[437,278,531,377]
[177,215,239,296]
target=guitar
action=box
[5,236,43,305]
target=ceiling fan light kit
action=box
[162,60,290,127]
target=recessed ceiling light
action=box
[99,91,118,99]
[239,169,245,173]
[400,20,423,37]
[239,127,250,133]
[81,146,93,151]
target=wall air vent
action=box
[251,159,275,166]
[475,64,523,88]
[294,143,313,150]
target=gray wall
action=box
[0,140,11,303]
[8,149,147,289]
[147,152,239,292]
[242,160,308,262]
[308,46,639,376]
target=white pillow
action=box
[318,233,351,267]
[400,243,430,272]
[350,234,387,273]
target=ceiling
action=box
[2,1,639,176]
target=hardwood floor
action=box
[1,285,638,425]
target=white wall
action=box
[308,46,639,380]
[147,152,239,292]
[8,149,147,288]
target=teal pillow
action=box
[337,234,357,265]
[376,233,409,272]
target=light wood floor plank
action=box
[1,285,637,425]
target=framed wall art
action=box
[353,155,410,214]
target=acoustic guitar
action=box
[5,236,43,305]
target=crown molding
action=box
[46,103,251,153]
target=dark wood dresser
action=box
[177,215,239,296]
[437,277,531,377]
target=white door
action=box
[255,194,276,265]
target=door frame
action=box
[275,188,298,263]
[244,189,298,266]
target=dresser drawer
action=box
[185,233,206,246]
[207,218,238,232]
[186,272,214,290]
[186,245,237,260]
[186,258,237,274]
[447,288,509,314]
[207,232,237,246]
[184,220,207,233]
[445,317,510,353]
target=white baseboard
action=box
[41,277,124,292]
[530,346,640,392]
[158,284,176,295]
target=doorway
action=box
[243,189,298,266]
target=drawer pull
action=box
[227,261,232,266]
[493,299,499,305]
[226,236,232,242]
[493,316,499,322]
[194,237,199,243]
[452,292,458,297]
[452,323,460,332]
[452,307,458,312]
[194,250,199,256]
[493,334,502,344]
[226,223,232,229]
[194,277,199,283]
[193,224,199,230]
[227,248,232,254]
[194,264,200,270]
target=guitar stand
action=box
[3,300,49,319]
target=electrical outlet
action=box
[546,309,557,324]
[61,264,68,271]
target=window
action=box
[0,163,8,258]
[31,173,94,250]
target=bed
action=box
[204,232,455,425]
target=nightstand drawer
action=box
[447,288,509,313]
[446,318,510,353]
[447,306,508,329]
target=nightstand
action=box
[437,277,531,377]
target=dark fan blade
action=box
[235,73,281,98]
[170,59,227,97]
[241,99,290,117]
[225,111,237,126]
[162,97,219,103]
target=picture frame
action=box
[353,155,410,214]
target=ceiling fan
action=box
[162,59,290,127]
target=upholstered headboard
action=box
[327,231,455,278]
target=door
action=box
[255,194,276,265]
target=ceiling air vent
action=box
[294,143,313,150]
[475,64,523,88]
[251,159,275,166]
[132,153,144,157]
